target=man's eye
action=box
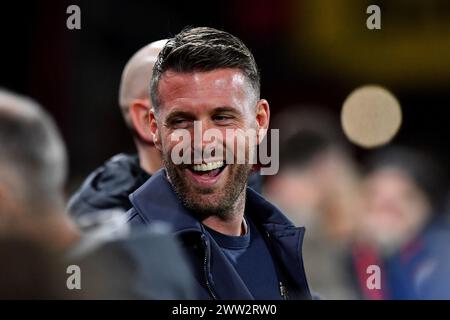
[169,118,190,128]
[213,115,232,122]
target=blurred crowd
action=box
[266,108,450,299]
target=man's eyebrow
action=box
[165,110,196,121]
[211,106,242,115]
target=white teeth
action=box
[192,161,224,172]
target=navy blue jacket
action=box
[127,169,311,300]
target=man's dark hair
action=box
[150,26,260,110]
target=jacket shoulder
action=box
[67,153,147,218]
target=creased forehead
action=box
[157,68,256,108]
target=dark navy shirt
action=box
[205,217,282,300]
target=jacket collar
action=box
[129,169,203,235]
[130,169,298,233]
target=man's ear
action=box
[149,108,162,151]
[129,99,154,144]
[255,99,270,143]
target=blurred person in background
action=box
[67,40,167,219]
[265,109,362,299]
[0,89,194,299]
[352,146,450,299]
[0,89,80,251]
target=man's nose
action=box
[192,119,224,163]
[192,119,216,149]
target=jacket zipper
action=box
[201,235,218,300]
[266,231,290,300]
[279,282,289,300]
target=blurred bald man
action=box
[68,40,167,219]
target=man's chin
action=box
[173,188,232,220]
[166,160,251,218]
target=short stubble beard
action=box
[163,154,252,221]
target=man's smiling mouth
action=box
[184,161,227,187]
[192,161,224,172]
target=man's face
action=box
[150,68,269,219]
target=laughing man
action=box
[127,27,311,300]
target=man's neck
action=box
[136,142,163,175]
[202,192,247,237]
[15,205,81,253]
[41,214,81,253]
